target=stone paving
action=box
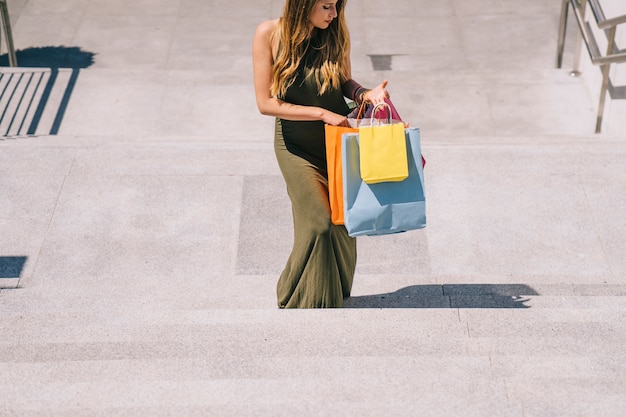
[1,1,625,416]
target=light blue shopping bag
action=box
[341,127,426,237]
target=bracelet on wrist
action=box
[357,88,371,104]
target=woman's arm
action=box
[252,20,348,126]
[341,47,390,106]
[343,78,390,106]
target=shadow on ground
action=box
[344,284,537,308]
[0,256,26,289]
[0,256,26,278]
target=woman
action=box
[252,0,389,308]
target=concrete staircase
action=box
[1,1,625,416]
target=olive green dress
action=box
[274,40,357,308]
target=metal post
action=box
[556,0,570,68]
[556,0,587,76]
[570,31,583,76]
[595,25,616,133]
[0,0,17,67]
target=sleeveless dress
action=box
[274,39,357,308]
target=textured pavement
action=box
[1,1,625,416]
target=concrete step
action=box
[1,302,624,350]
[0,308,623,416]
[1,352,624,417]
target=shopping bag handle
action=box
[355,100,368,120]
[370,102,392,124]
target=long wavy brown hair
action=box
[270,0,350,98]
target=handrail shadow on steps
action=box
[0,46,95,137]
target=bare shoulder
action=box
[254,19,280,60]
[255,19,279,39]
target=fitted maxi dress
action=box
[274,43,357,308]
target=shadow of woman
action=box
[344,284,536,309]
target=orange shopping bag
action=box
[325,124,357,225]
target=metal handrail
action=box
[570,3,626,65]
[588,0,626,29]
[556,0,626,133]
[0,0,17,67]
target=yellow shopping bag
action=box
[358,103,408,184]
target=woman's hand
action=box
[322,109,350,127]
[364,80,390,105]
